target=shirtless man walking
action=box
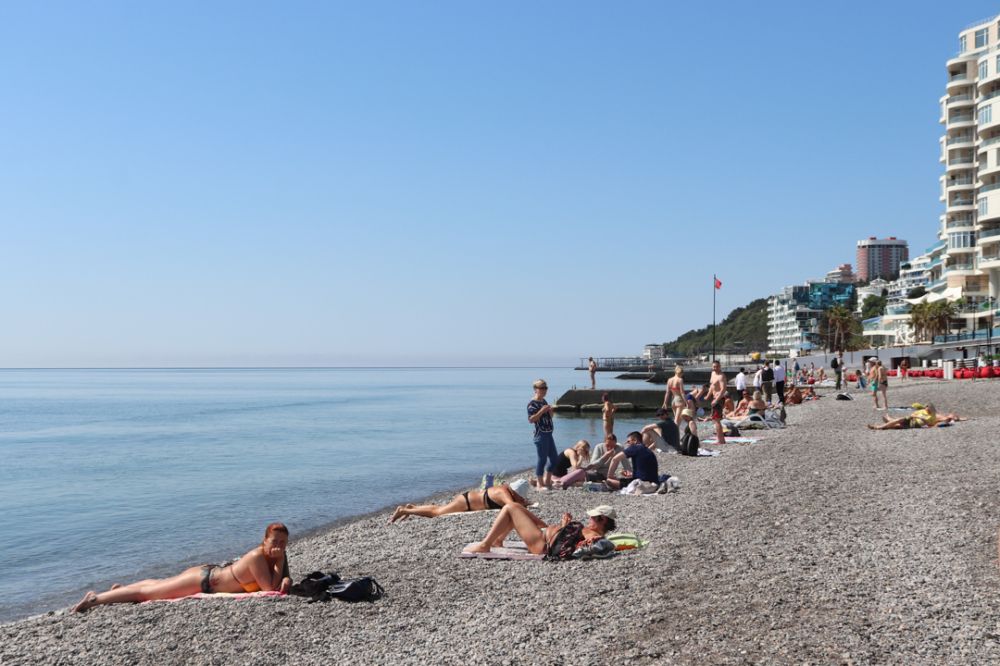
[708,360,727,445]
[588,357,598,390]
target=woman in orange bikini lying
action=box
[72,522,291,612]
[389,483,528,523]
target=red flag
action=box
[714,277,722,290]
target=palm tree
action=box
[928,300,957,340]
[824,305,855,352]
[909,302,929,342]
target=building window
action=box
[979,197,989,216]
[980,105,993,125]
[996,54,1000,76]
[948,232,976,248]
[961,35,968,52]
[981,61,989,80]
[976,28,990,49]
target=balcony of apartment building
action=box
[980,231,1000,269]
[947,70,970,93]
[945,175,976,195]
[946,213,976,229]
[946,191,976,211]
[947,92,977,111]
[944,256,978,275]
[947,109,976,129]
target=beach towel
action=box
[619,479,659,495]
[459,541,544,560]
[145,590,285,604]
[696,448,721,457]
[702,437,758,445]
[608,533,649,551]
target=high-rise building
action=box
[940,15,1000,333]
[855,237,908,282]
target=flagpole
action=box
[712,274,717,363]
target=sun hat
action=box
[681,408,694,418]
[586,505,617,520]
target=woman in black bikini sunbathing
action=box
[389,483,528,523]
[72,522,291,612]
[462,504,616,556]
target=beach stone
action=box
[4,378,1000,664]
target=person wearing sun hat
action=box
[462,502,617,557]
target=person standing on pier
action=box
[528,379,559,489]
[588,357,598,389]
[708,360,728,446]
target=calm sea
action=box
[0,367,656,622]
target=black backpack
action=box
[289,571,384,603]
[831,357,839,370]
[680,427,700,456]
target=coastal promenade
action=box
[3,379,1000,664]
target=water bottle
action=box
[484,473,494,488]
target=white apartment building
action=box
[940,15,1000,331]
[642,344,663,361]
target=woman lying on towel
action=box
[389,483,529,523]
[463,504,616,556]
[72,522,291,612]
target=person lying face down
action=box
[866,403,964,430]
[463,504,617,556]
[73,523,292,612]
[390,483,529,523]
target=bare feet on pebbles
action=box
[72,591,98,613]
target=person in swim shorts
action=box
[72,522,291,612]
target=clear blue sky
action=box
[1,1,996,366]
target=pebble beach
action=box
[3,378,1000,665]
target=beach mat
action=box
[459,541,544,560]
[145,590,285,604]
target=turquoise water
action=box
[0,368,654,622]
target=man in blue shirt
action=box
[604,431,659,490]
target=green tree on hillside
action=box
[861,294,887,320]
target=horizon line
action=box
[0,365,582,370]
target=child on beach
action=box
[73,523,291,612]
